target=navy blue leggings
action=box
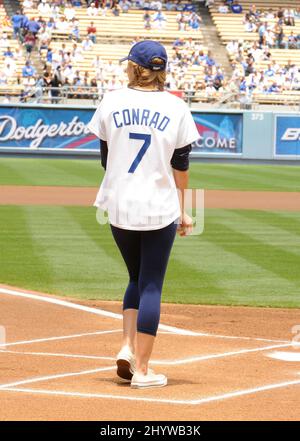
[110,221,177,337]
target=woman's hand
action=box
[177,212,193,237]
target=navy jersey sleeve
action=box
[100,139,108,170]
[170,144,192,171]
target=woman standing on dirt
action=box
[88,40,199,389]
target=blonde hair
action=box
[128,59,166,91]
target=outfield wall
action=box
[0,104,299,160]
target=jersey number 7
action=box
[128,132,151,173]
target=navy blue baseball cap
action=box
[120,40,167,71]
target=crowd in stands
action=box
[1,0,205,101]
[38,36,226,101]
[0,0,299,102]
[211,1,300,49]
[215,2,300,96]
[227,39,300,96]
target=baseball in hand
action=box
[177,212,193,236]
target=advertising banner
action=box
[275,115,300,156]
[192,112,243,154]
[0,106,97,150]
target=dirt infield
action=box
[0,185,299,420]
[0,284,300,421]
[0,185,300,210]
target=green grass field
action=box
[0,158,299,308]
[1,157,300,191]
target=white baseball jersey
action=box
[88,87,199,231]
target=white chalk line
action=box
[0,341,295,391]
[0,329,122,349]
[0,349,116,362]
[188,332,289,344]
[0,287,194,336]
[151,342,297,365]
[1,378,300,407]
[0,342,296,366]
[0,329,172,350]
[267,351,300,362]
[0,366,116,390]
[0,286,290,343]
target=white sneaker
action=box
[131,369,167,389]
[116,346,136,382]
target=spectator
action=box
[47,17,56,31]
[46,47,53,63]
[23,0,34,9]
[188,12,202,30]
[226,40,239,55]
[150,0,162,10]
[277,7,284,23]
[38,0,51,14]
[119,0,131,13]
[265,8,275,20]
[1,14,11,32]
[172,37,185,47]
[265,28,275,48]
[70,24,80,41]
[23,31,36,55]
[64,3,76,21]
[176,11,187,31]
[112,3,121,16]
[15,44,24,60]
[268,81,280,93]
[288,32,297,49]
[152,10,167,29]
[284,9,295,26]
[0,69,8,85]
[26,18,41,36]
[143,12,151,29]
[274,22,284,48]
[258,21,267,47]
[249,4,259,19]
[218,2,229,13]
[22,60,36,77]
[37,25,51,52]
[56,17,70,32]
[3,47,14,58]
[3,60,16,78]
[107,75,122,91]
[72,0,83,6]
[245,19,256,33]
[72,42,84,61]
[87,3,99,16]
[104,59,116,75]
[264,63,275,77]
[93,54,104,70]
[82,36,94,51]
[205,81,217,99]
[87,21,97,43]
[37,16,46,28]
[205,50,216,67]
[50,67,63,103]
[50,3,60,19]
[231,1,243,14]
[11,11,24,39]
